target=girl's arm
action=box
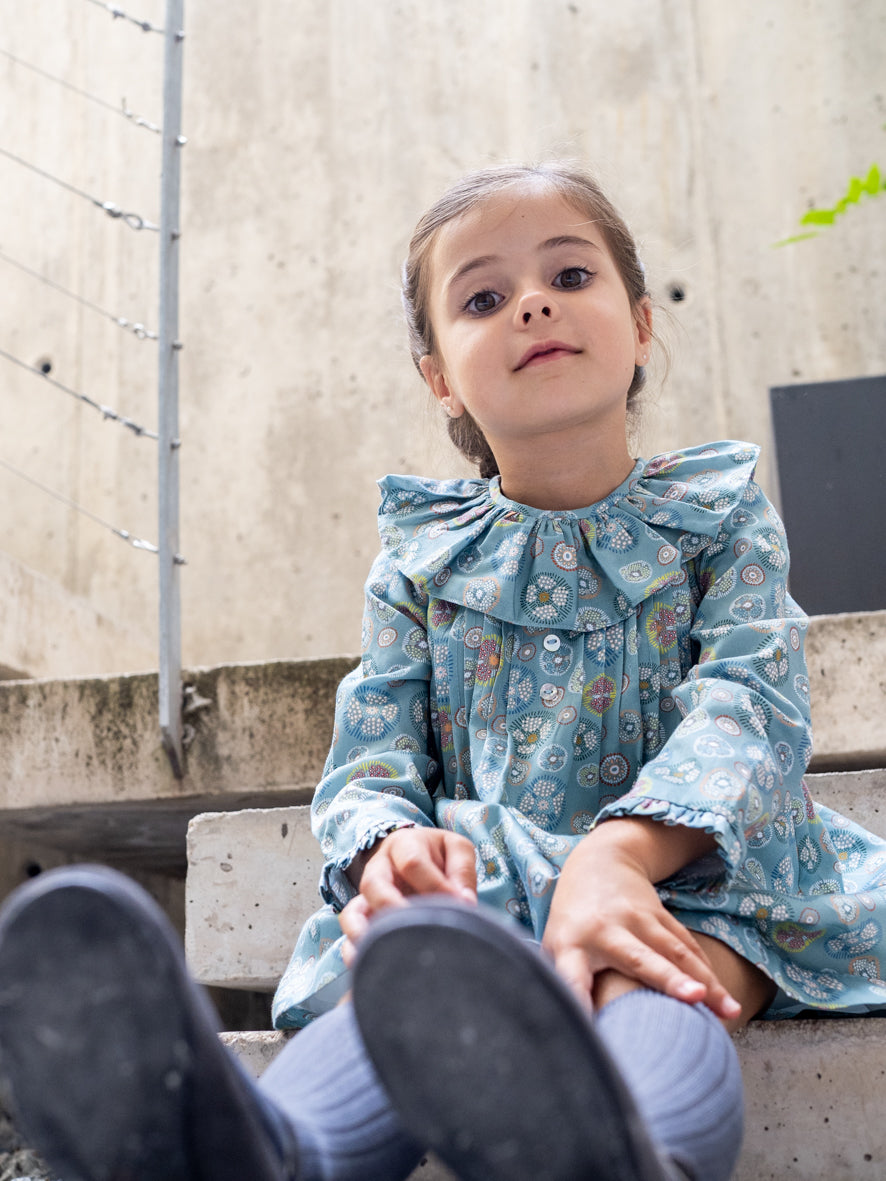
[543,817,741,1019]
[311,551,444,913]
[546,471,811,1018]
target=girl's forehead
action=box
[430,184,609,275]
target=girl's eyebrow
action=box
[445,254,498,292]
[541,234,603,254]
[445,235,603,294]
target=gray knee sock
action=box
[595,989,744,1181]
[257,1001,425,1181]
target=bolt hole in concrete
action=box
[25,862,43,878]
[37,357,52,374]
[668,284,686,303]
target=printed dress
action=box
[273,440,886,1028]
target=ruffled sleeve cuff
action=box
[319,819,419,910]
[594,795,744,884]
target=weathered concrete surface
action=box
[733,1017,886,1181]
[0,2,882,677]
[0,551,155,682]
[806,610,886,772]
[223,1018,886,1181]
[219,1029,296,1078]
[185,770,886,991]
[0,656,356,869]
[187,806,317,989]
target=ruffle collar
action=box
[377,441,760,632]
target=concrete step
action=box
[0,656,355,876]
[185,768,886,992]
[804,610,886,773]
[221,1017,886,1181]
[1,609,884,880]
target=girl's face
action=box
[420,184,651,463]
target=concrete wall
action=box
[0,551,155,680]
[1,0,883,677]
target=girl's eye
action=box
[464,290,503,315]
[553,267,593,290]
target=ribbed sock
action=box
[256,1001,425,1181]
[595,989,744,1181]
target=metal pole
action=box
[158,0,185,777]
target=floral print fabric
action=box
[272,440,886,1028]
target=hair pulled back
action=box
[401,162,651,479]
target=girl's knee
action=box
[592,968,647,1011]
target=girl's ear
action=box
[419,354,464,418]
[633,297,654,366]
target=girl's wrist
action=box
[583,817,717,884]
[344,837,388,889]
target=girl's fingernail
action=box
[677,980,700,999]
[461,887,477,904]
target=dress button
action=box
[543,634,561,652]
[540,682,558,700]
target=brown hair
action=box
[402,162,653,479]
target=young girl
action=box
[2,162,886,1181]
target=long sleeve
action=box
[312,549,441,910]
[597,477,812,891]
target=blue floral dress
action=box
[273,440,886,1028]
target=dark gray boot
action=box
[0,865,298,1181]
[353,897,678,1181]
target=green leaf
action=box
[800,209,837,226]
[778,161,884,244]
[863,163,881,193]
[773,232,821,247]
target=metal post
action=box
[158,0,185,777]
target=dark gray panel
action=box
[769,375,886,615]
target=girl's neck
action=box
[493,426,635,512]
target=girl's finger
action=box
[658,910,716,970]
[663,939,739,1016]
[387,833,459,896]
[355,856,409,914]
[550,945,594,1011]
[339,894,371,942]
[639,918,742,1018]
[610,928,740,1018]
[441,832,478,901]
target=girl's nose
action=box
[516,288,557,325]
[522,306,552,324]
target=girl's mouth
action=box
[515,341,580,370]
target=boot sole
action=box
[353,897,670,1181]
[0,865,286,1181]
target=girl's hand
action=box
[339,827,477,965]
[542,820,741,1021]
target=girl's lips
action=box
[515,341,580,370]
